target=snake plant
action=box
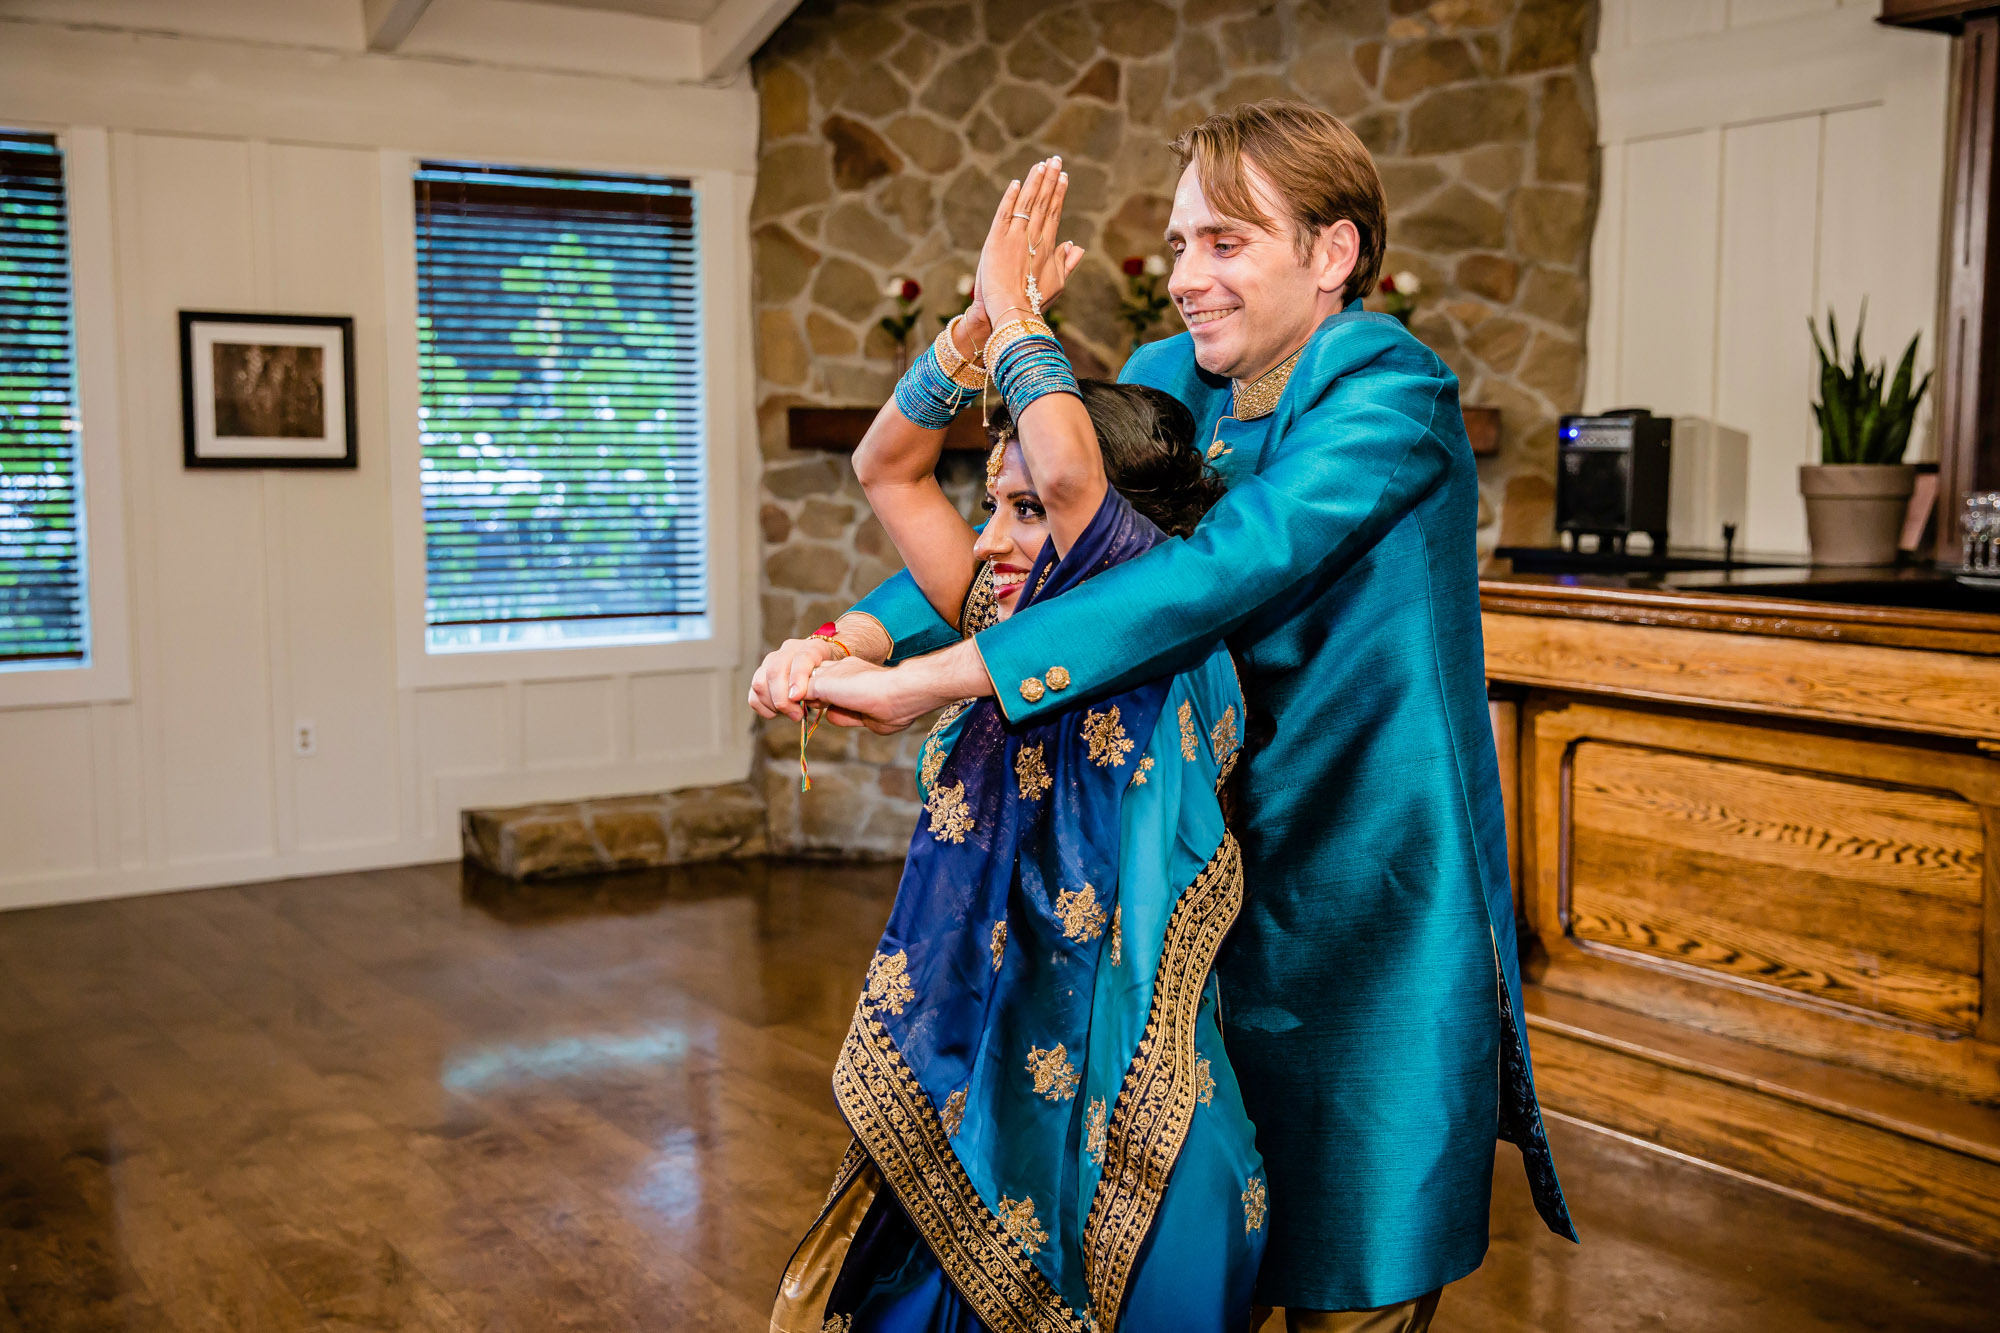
[1808,304,1930,466]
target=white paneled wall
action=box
[1587,0,1952,555]
[0,21,763,909]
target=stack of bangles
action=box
[891,311,1080,430]
[984,314,1078,417]
[892,315,987,429]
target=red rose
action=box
[900,278,921,301]
[1122,256,1145,277]
[1379,275,1397,294]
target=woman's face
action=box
[972,441,1048,620]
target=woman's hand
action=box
[748,636,845,721]
[976,158,1085,334]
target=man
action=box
[754,101,1574,1330]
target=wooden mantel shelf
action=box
[789,403,1502,456]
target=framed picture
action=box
[179,311,357,468]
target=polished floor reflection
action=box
[0,859,1994,1331]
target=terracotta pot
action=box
[1798,463,1916,566]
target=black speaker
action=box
[1556,408,1672,553]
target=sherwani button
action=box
[1020,677,1046,703]
[1046,666,1071,691]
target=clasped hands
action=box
[746,159,1081,735]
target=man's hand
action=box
[809,638,995,734]
[748,614,893,721]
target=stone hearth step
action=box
[461,781,767,880]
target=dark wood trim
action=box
[1481,575,2000,655]
[790,403,1499,457]
[787,404,992,454]
[1880,0,2000,33]
[1930,16,2000,560]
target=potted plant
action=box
[1801,306,1930,566]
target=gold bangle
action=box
[934,317,987,391]
[983,316,1054,370]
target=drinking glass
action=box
[1964,492,2000,573]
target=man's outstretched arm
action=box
[812,329,1459,731]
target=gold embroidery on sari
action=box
[998,1196,1049,1256]
[831,1009,1088,1333]
[1082,707,1133,768]
[1209,706,1238,764]
[941,1087,967,1136]
[1177,701,1198,761]
[1026,1043,1079,1101]
[990,920,1007,972]
[1015,742,1051,800]
[1130,755,1154,786]
[1081,835,1246,1324]
[1108,907,1122,967]
[1055,883,1107,943]
[961,560,1001,635]
[863,951,916,1016]
[1242,1175,1267,1233]
[823,1316,852,1332]
[824,1137,868,1211]
[1194,1057,1215,1106]
[1085,1097,1108,1167]
[927,781,975,844]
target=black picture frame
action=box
[179,311,358,469]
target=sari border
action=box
[833,1009,1090,1333]
[1081,833,1246,1327]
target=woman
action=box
[768,160,1264,1333]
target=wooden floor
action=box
[1,860,1995,1332]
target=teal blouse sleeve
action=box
[975,320,1457,723]
[849,567,961,665]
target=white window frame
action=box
[0,124,132,709]
[381,148,746,690]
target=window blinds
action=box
[0,131,84,666]
[413,161,705,649]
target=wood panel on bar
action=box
[1485,572,2000,1253]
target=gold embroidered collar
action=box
[1230,345,1304,421]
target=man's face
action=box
[1165,160,1348,381]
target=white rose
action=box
[1143,254,1169,277]
[882,276,907,299]
[955,273,975,297]
[1394,270,1421,296]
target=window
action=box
[413,160,705,654]
[0,130,86,670]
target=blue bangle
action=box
[993,334,1078,418]
[892,344,968,430]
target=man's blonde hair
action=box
[1170,100,1387,306]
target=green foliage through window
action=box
[0,130,84,667]
[414,161,704,650]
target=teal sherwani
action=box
[851,304,1575,1310]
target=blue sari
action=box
[773,491,1266,1333]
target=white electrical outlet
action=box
[293,720,317,757]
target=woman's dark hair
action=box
[988,380,1226,538]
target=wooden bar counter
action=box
[1482,565,2000,1255]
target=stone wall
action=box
[749,0,1599,855]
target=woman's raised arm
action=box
[979,161,1104,556]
